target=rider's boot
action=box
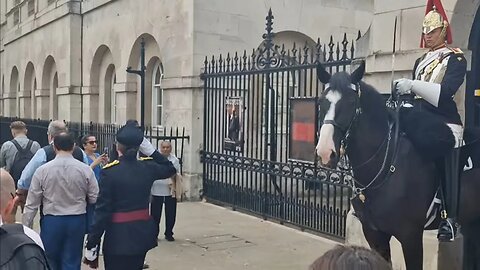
[438,147,461,242]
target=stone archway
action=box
[8,66,20,117]
[102,64,117,124]
[246,31,320,163]
[41,56,57,119]
[146,57,163,127]
[126,34,162,125]
[23,62,36,118]
[89,45,117,123]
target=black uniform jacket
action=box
[86,154,176,255]
[412,51,467,125]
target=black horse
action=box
[315,61,480,270]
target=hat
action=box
[420,0,452,47]
[116,124,143,147]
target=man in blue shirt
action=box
[15,120,88,205]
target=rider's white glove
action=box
[394,78,413,95]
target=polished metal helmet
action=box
[422,6,448,36]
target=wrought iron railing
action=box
[0,117,189,174]
[200,9,356,239]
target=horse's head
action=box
[315,61,365,167]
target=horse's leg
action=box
[398,230,424,270]
[362,226,392,263]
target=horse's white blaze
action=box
[316,90,342,165]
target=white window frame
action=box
[152,62,164,127]
[111,74,117,124]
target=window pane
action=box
[13,9,20,25]
[155,67,161,84]
[157,89,162,104]
[28,0,34,16]
[157,106,162,126]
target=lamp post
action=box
[126,38,146,130]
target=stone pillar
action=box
[438,235,464,270]
[18,90,31,118]
[114,82,137,124]
[162,76,204,200]
[3,92,17,117]
[81,86,99,123]
[56,86,82,122]
[35,89,50,120]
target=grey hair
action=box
[47,120,68,137]
[160,141,172,147]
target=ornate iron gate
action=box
[201,10,356,239]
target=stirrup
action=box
[438,218,457,242]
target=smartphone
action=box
[103,147,109,155]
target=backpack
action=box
[0,223,50,270]
[10,140,34,184]
[43,144,84,163]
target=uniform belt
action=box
[111,209,150,223]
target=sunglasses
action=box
[86,141,97,145]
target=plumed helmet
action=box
[422,6,448,35]
[420,0,452,47]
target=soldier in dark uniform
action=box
[83,123,176,269]
[394,2,467,241]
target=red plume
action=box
[420,0,452,48]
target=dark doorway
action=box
[466,7,480,127]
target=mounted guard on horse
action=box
[393,0,466,242]
[314,0,480,268]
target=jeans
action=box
[40,214,86,270]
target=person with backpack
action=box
[15,120,88,207]
[0,168,50,270]
[0,121,41,188]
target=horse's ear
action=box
[316,63,331,84]
[351,60,365,84]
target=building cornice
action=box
[3,0,80,46]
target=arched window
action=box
[1,76,4,114]
[111,73,117,123]
[103,64,116,124]
[152,62,164,126]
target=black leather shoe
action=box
[437,218,458,242]
[165,235,175,242]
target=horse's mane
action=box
[358,81,390,126]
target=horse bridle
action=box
[322,82,362,151]
[321,82,396,201]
